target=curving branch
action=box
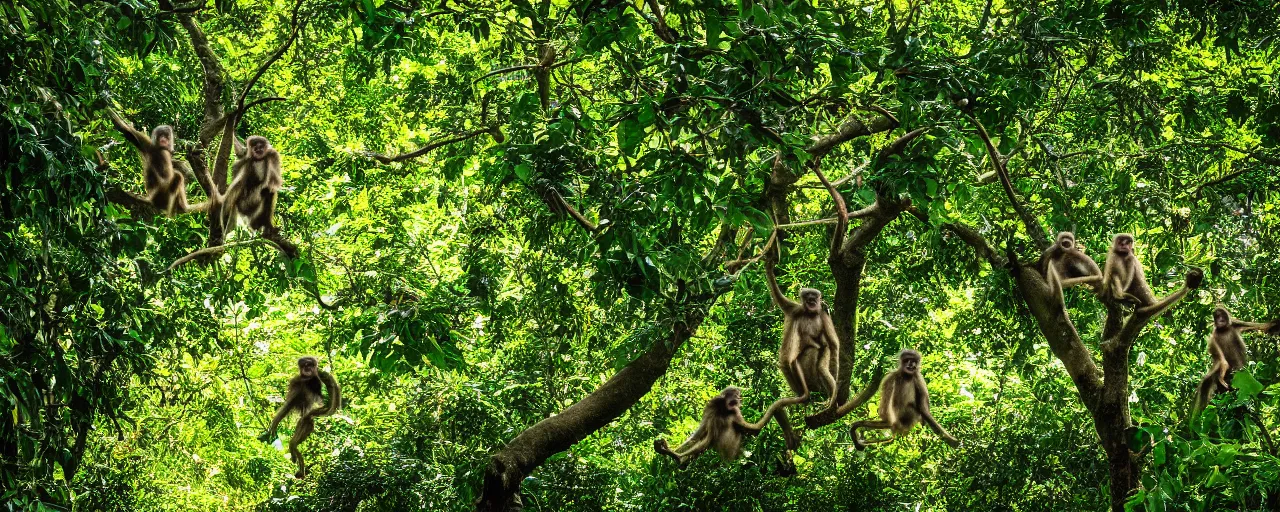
[806,108,899,158]
[236,0,307,110]
[547,189,599,234]
[362,127,495,164]
[965,113,1048,248]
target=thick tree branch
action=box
[939,221,1007,269]
[806,108,899,158]
[178,14,227,147]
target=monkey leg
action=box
[1191,375,1219,420]
[289,414,315,479]
[784,358,812,402]
[849,419,893,451]
[1135,287,1189,317]
[775,407,803,451]
[168,174,188,214]
[251,191,278,234]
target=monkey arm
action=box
[880,382,898,426]
[919,409,960,446]
[764,262,800,312]
[106,108,148,149]
[265,153,284,192]
[916,375,931,413]
[304,372,341,419]
[1232,319,1273,333]
[817,313,841,409]
[233,134,247,158]
[1135,270,1201,317]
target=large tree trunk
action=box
[476,313,704,511]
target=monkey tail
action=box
[309,371,341,418]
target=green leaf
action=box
[1232,370,1263,399]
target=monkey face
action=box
[720,387,742,411]
[247,136,271,160]
[152,125,174,152]
[1112,234,1135,256]
[1058,233,1075,250]
[297,357,319,378]
[800,288,822,313]
[1213,308,1230,328]
[900,356,920,375]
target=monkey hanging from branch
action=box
[849,349,960,450]
[762,235,840,450]
[653,386,803,469]
[1191,307,1279,419]
[222,134,283,237]
[259,356,341,478]
[107,109,189,215]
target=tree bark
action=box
[476,312,705,511]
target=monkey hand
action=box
[257,431,275,443]
[944,436,961,448]
[1266,321,1280,336]
[1185,268,1205,289]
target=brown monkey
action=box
[653,387,802,469]
[107,109,188,215]
[223,135,283,236]
[763,257,839,449]
[850,349,959,450]
[259,356,341,478]
[1191,307,1278,417]
[1100,233,1203,314]
[1039,232,1102,293]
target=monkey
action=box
[1190,307,1279,418]
[1099,233,1203,315]
[763,256,839,449]
[850,349,960,450]
[1039,232,1102,290]
[258,356,341,478]
[107,109,188,215]
[222,135,283,237]
[653,386,803,469]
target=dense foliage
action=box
[3,0,1280,510]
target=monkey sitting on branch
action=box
[258,356,341,478]
[107,109,189,215]
[653,386,803,469]
[1191,307,1279,418]
[223,134,283,236]
[850,349,960,450]
[1099,233,1201,314]
[1038,231,1102,296]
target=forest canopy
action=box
[3,0,1280,510]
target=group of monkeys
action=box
[109,114,338,478]
[109,115,1273,476]
[654,231,1278,469]
[108,111,284,235]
